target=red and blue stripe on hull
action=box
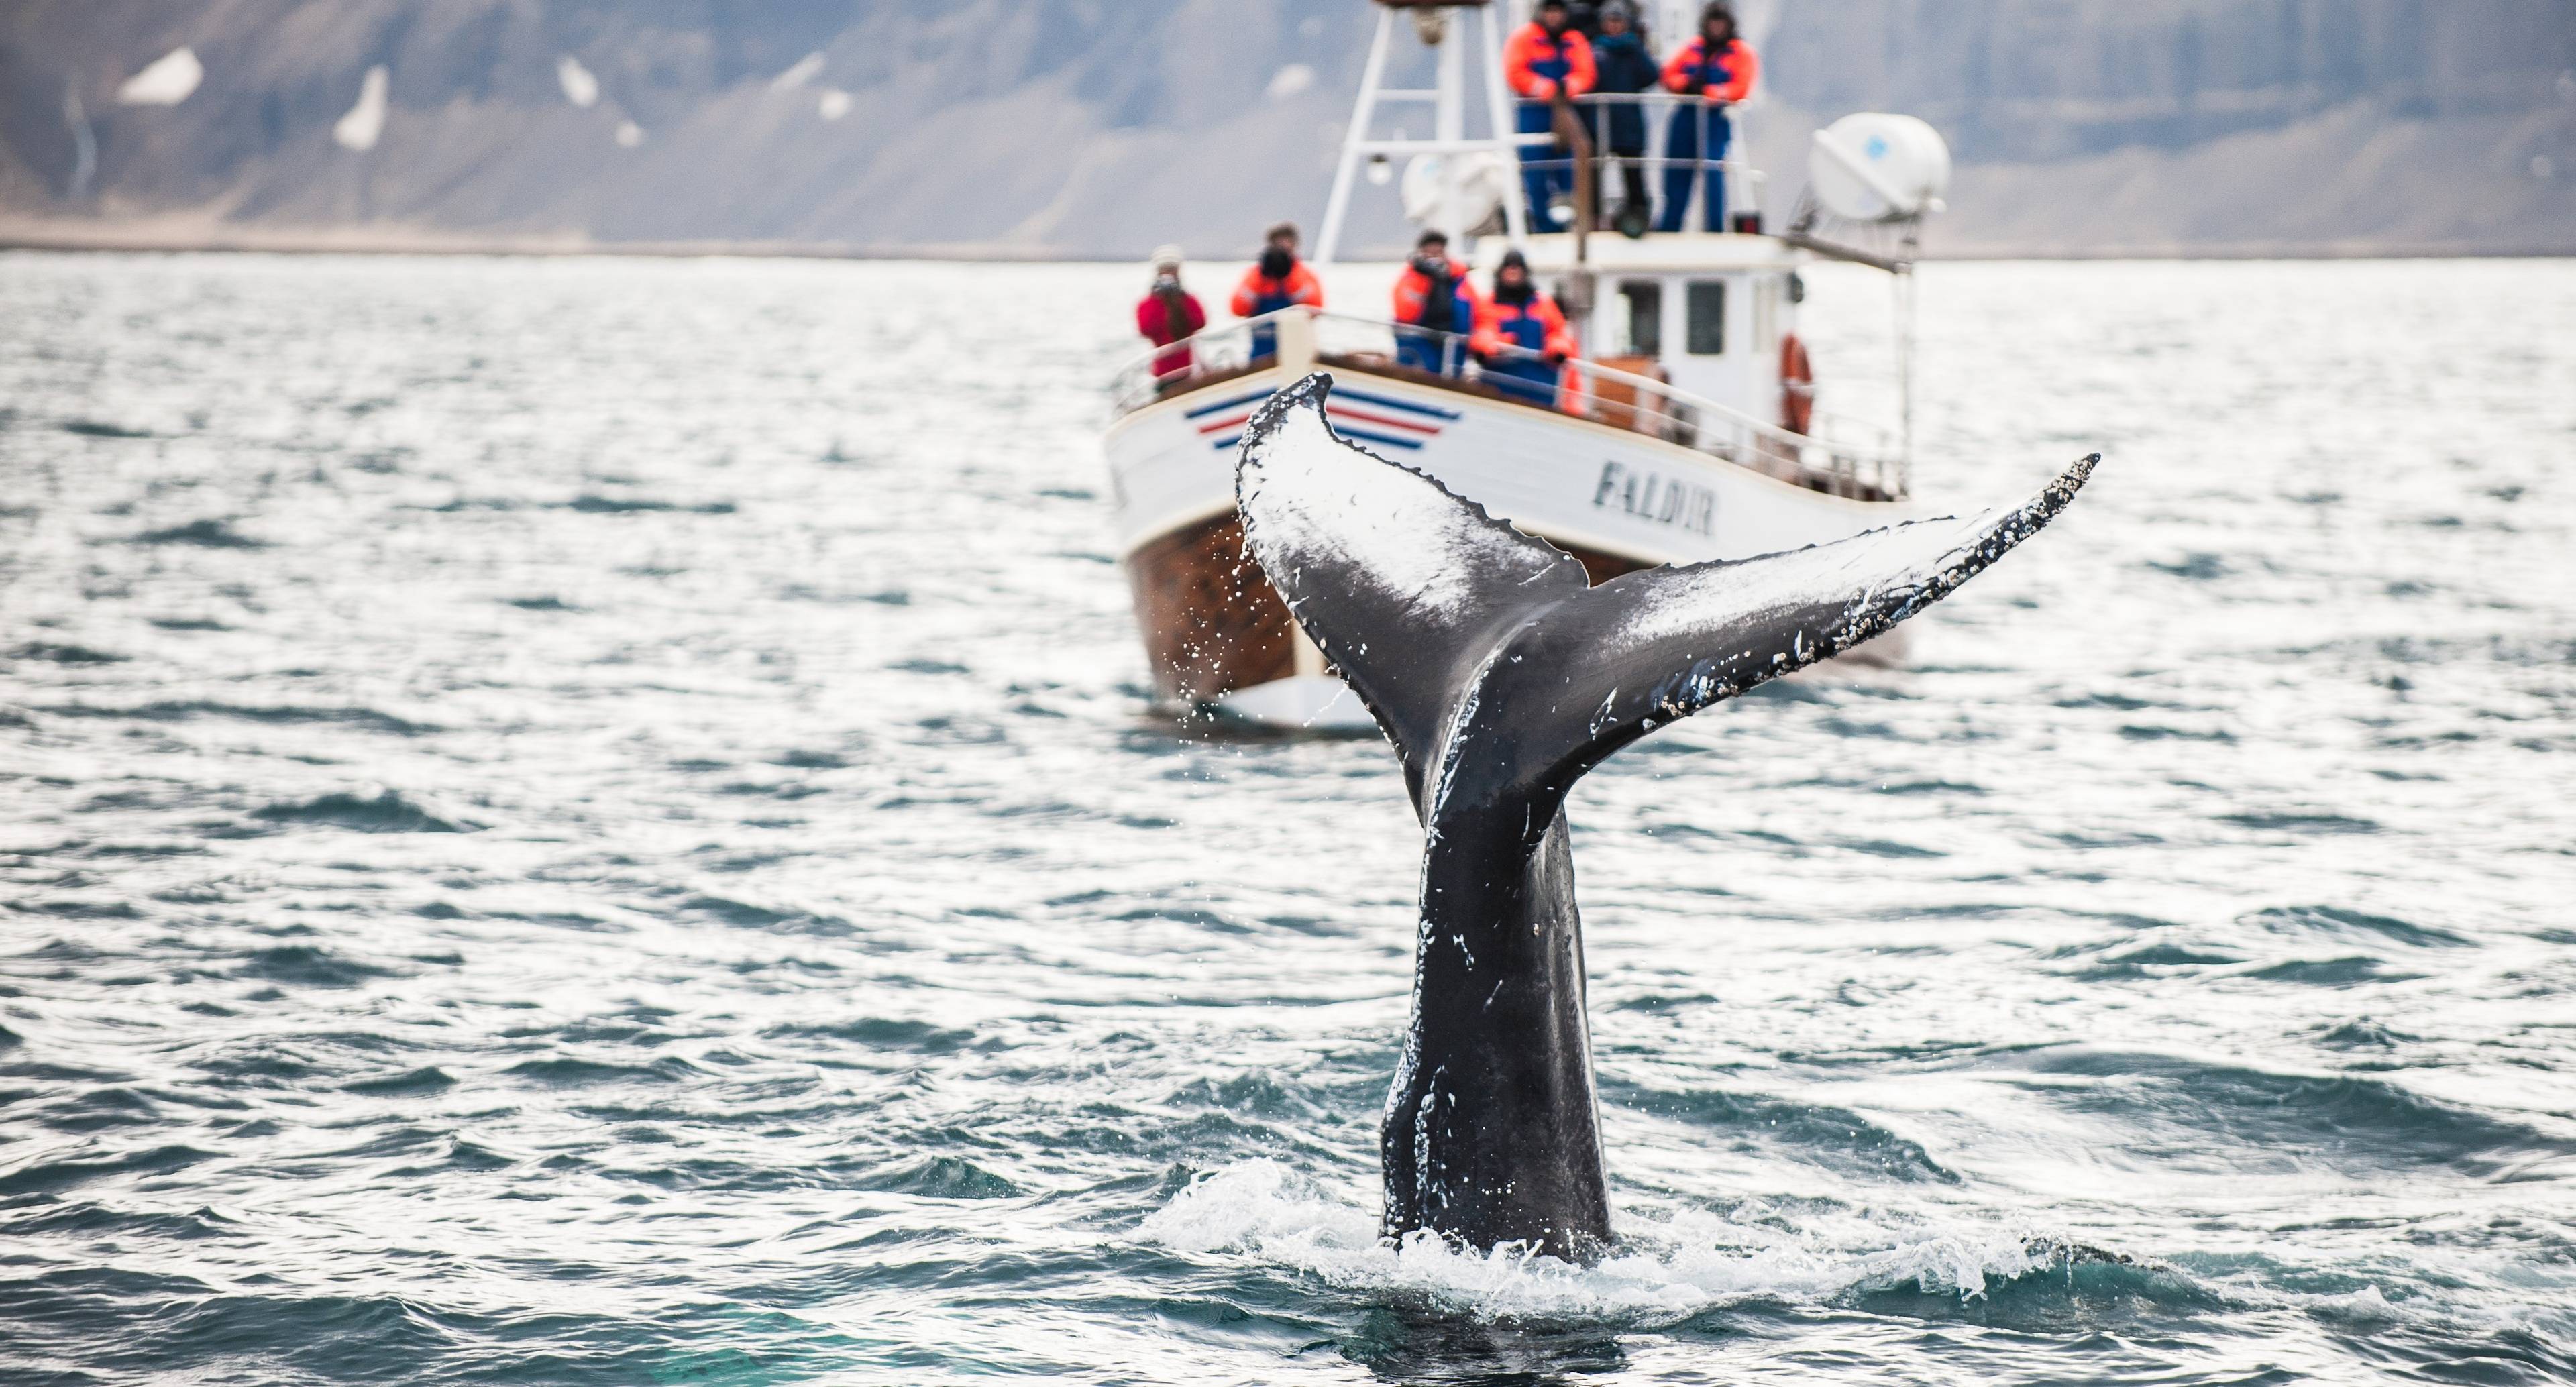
[1188,382,1458,453]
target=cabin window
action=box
[1686,280,1726,355]
[1617,280,1661,357]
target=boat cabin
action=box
[1488,231,1808,443]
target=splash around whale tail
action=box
[1234,372,2098,826]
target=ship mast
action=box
[1315,1,1527,266]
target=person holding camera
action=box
[1391,230,1479,376]
[1136,245,1206,390]
[1230,221,1324,362]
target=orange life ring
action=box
[1779,333,1815,435]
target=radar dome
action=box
[1808,114,1951,223]
[1403,152,1514,239]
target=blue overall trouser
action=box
[1397,286,1470,375]
[1248,293,1291,360]
[1656,103,1731,233]
[1397,329,1460,375]
[1518,100,1574,227]
[1486,354,1557,407]
[1485,307,1558,406]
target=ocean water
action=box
[1,250,2571,1386]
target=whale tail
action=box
[1235,372,2097,824]
[1236,372,2094,1256]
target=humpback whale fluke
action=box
[1234,372,2098,1260]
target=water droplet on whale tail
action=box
[1234,371,2096,820]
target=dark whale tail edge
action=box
[1236,370,2099,823]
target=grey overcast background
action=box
[3,0,2573,258]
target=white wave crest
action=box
[1138,1160,2063,1323]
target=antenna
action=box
[1315,3,1526,266]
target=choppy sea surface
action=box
[1,251,2571,1385]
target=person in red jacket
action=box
[1472,249,1578,410]
[1502,0,1595,229]
[1390,230,1480,376]
[1656,2,1760,233]
[1230,221,1324,362]
[1135,245,1205,392]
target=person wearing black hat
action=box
[1471,249,1578,410]
[1589,1,1658,233]
[1657,2,1761,233]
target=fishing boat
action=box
[1103,0,1953,730]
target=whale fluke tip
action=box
[2029,452,2102,522]
[1276,370,1334,407]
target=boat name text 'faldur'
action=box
[1593,460,1716,535]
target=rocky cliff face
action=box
[3,0,2571,256]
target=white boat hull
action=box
[1105,361,1921,727]
[1108,363,1919,569]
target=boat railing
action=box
[1110,308,1312,414]
[1534,337,1903,500]
[1110,307,1906,500]
[1807,409,1901,460]
[1521,91,1770,232]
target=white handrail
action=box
[1532,89,1770,229]
[1109,307,1311,411]
[1546,342,1905,498]
[1112,308,1906,498]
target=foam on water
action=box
[1142,1159,2069,1323]
[1150,1162,2563,1366]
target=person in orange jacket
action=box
[1230,221,1323,362]
[1471,249,1578,410]
[1390,230,1480,376]
[1502,0,1595,229]
[1656,1,1760,233]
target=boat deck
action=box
[1106,317,1923,709]
[1118,308,1907,506]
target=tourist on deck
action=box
[1230,221,1324,362]
[1472,249,1578,410]
[1502,0,1595,230]
[1391,230,1478,376]
[1657,2,1760,233]
[1136,245,1206,392]
[1589,1,1658,230]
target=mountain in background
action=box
[2,0,2571,258]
